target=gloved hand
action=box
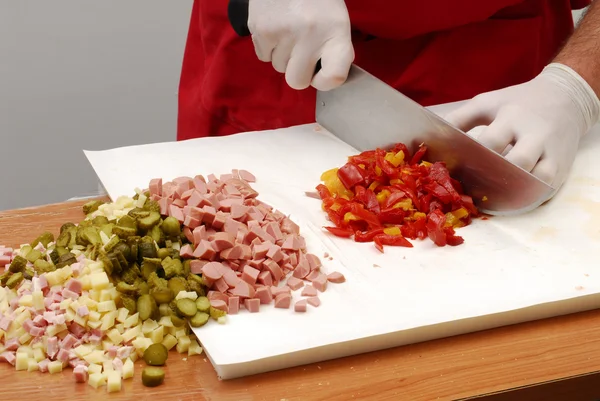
[444,63,600,190]
[247,0,354,91]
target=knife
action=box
[227,0,555,216]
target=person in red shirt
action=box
[178,0,597,192]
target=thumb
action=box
[311,39,354,92]
[444,97,496,133]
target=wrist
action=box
[541,62,600,136]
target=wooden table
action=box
[1,199,600,401]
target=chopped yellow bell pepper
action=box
[384,150,405,167]
[452,207,469,220]
[320,168,338,181]
[420,161,432,167]
[368,181,380,191]
[358,164,366,169]
[389,178,403,185]
[392,199,413,211]
[375,166,382,176]
[445,207,469,227]
[383,227,401,236]
[343,212,359,223]
[330,203,341,212]
[413,212,427,220]
[482,196,488,202]
[376,189,391,204]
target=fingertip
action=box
[530,158,558,186]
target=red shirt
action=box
[177,0,590,141]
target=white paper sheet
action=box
[84,116,600,379]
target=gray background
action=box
[0,2,587,210]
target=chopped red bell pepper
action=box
[410,145,428,165]
[354,185,380,214]
[354,228,386,242]
[426,209,447,246]
[374,234,413,248]
[337,162,365,190]
[324,226,354,238]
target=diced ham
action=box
[255,286,273,304]
[179,244,195,259]
[301,285,318,297]
[56,348,71,362]
[33,315,47,327]
[187,190,207,208]
[117,346,133,359]
[4,338,19,351]
[327,271,346,283]
[228,296,240,314]
[244,298,260,313]
[107,346,119,359]
[286,276,304,291]
[74,364,89,383]
[62,289,79,300]
[312,273,328,292]
[0,315,12,331]
[210,299,229,313]
[61,333,78,349]
[0,351,16,366]
[307,296,321,307]
[112,357,124,372]
[47,337,59,358]
[38,359,50,372]
[69,323,86,338]
[274,293,292,309]
[294,299,308,313]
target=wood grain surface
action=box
[1,198,600,401]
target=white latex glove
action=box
[444,63,600,190]
[247,0,354,91]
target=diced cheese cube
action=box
[103,360,114,373]
[80,275,92,291]
[141,319,158,335]
[121,358,134,380]
[129,352,138,362]
[59,298,73,311]
[27,359,39,372]
[48,360,64,374]
[102,341,114,351]
[158,316,173,328]
[69,300,81,312]
[123,313,139,328]
[121,324,141,343]
[88,364,102,375]
[15,310,31,326]
[18,332,32,345]
[33,347,45,362]
[65,308,76,323]
[97,300,116,313]
[15,353,29,371]
[176,336,191,354]
[115,323,125,334]
[149,327,164,344]
[99,290,112,303]
[0,329,4,342]
[32,290,44,311]
[83,350,106,365]
[46,323,68,337]
[88,261,104,272]
[88,310,101,322]
[89,290,100,302]
[132,337,152,354]
[17,345,33,357]
[0,299,9,313]
[116,308,129,323]
[88,372,106,389]
[74,345,93,358]
[58,265,73,284]
[175,291,198,301]
[106,370,122,393]
[100,310,118,331]
[90,273,110,291]
[107,329,123,344]
[188,340,203,357]
[174,329,187,339]
[217,316,227,325]
[31,340,44,350]
[45,271,60,287]
[80,296,97,310]
[87,320,102,329]
[18,294,33,308]
[161,334,178,351]
[74,314,88,328]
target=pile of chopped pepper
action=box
[316,143,479,251]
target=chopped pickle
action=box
[143,344,168,366]
[141,367,165,387]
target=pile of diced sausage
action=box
[147,170,345,314]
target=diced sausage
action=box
[294,299,307,313]
[189,260,207,275]
[292,255,311,279]
[255,286,273,304]
[285,276,304,291]
[230,204,250,221]
[222,269,239,287]
[238,170,256,182]
[183,226,195,243]
[307,296,321,307]
[229,279,256,299]
[179,244,195,259]
[169,205,185,223]
[149,178,163,197]
[192,225,207,245]
[263,259,284,283]
[301,285,318,297]
[305,270,320,282]
[257,270,273,287]
[271,286,292,297]
[219,197,243,212]
[193,240,216,260]
[210,299,229,313]
[214,277,230,293]
[327,271,346,283]
[281,235,303,251]
[183,215,201,229]
[266,244,284,263]
[274,293,291,309]
[252,242,271,259]
[241,265,260,285]
[265,222,284,242]
[181,188,195,201]
[312,273,328,292]
[280,218,300,235]
[211,211,228,230]
[306,254,322,271]
[244,298,260,313]
[228,296,240,314]
[208,291,229,303]
[201,262,225,281]
[172,198,187,208]
[211,232,235,252]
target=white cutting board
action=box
[83,104,600,380]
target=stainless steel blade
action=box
[315,65,555,216]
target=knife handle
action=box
[227,0,322,74]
